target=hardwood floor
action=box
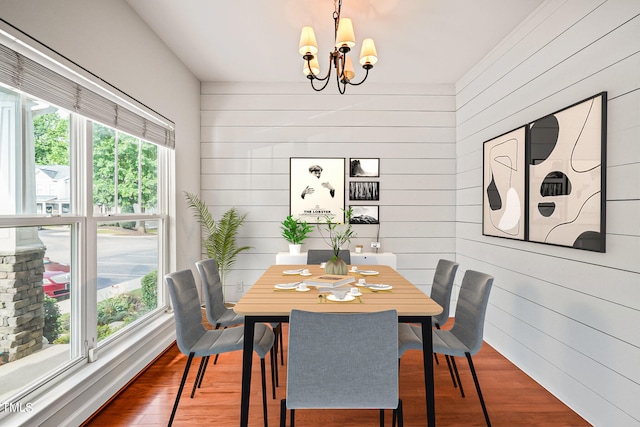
[84,322,590,427]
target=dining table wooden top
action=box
[233,264,443,317]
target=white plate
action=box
[283,269,302,275]
[274,283,299,290]
[368,284,393,291]
[300,272,312,276]
[349,292,362,297]
[327,294,355,302]
[295,287,310,292]
[359,270,379,276]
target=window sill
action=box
[0,312,176,426]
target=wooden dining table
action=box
[233,264,443,427]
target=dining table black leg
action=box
[421,316,436,427]
[240,317,256,427]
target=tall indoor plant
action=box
[280,215,314,254]
[318,207,355,275]
[185,192,251,287]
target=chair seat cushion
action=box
[432,329,471,357]
[217,308,244,327]
[189,323,273,358]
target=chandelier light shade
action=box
[298,0,378,94]
[299,26,318,56]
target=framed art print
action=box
[528,92,606,252]
[349,205,379,224]
[349,181,379,201]
[349,158,380,177]
[290,157,345,223]
[483,126,527,240]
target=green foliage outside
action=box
[43,294,61,343]
[34,114,158,214]
[33,112,70,166]
[141,269,158,310]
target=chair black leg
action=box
[450,356,465,397]
[396,399,403,427]
[169,352,194,426]
[279,399,287,427]
[278,323,285,365]
[270,347,277,399]
[290,408,295,427]
[380,409,385,427]
[466,353,491,427]
[213,324,221,364]
[191,356,208,398]
[273,324,280,387]
[260,358,269,427]
[444,354,458,388]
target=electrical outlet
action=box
[371,242,381,249]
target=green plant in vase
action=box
[280,215,314,254]
[318,207,355,275]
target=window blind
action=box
[0,42,175,149]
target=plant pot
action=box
[325,257,348,275]
[288,244,302,255]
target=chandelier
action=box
[298,0,378,94]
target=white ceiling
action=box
[126,0,544,85]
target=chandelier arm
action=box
[310,75,332,92]
[336,65,347,94]
[346,67,370,86]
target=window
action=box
[0,39,173,406]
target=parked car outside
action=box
[44,256,70,272]
[43,270,71,299]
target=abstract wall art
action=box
[528,92,607,252]
[483,126,527,240]
[482,92,606,252]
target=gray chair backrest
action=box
[286,309,398,409]
[306,249,351,265]
[195,258,227,323]
[430,259,459,326]
[450,270,494,355]
[165,269,207,355]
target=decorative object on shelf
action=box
[184,192,251,287]
[280,215,314,254]
[298,0,378,94]
[318,207,356,275]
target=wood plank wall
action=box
[199,83,457,298]
[454,1,640,426]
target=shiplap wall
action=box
[200,83,456,299]
[455,1,640,426]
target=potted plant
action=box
[185,192,251,287]
[280,215,314,254]
[318,207,356,275]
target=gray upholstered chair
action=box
[306,249,351,265]
[196,258,243,328]
[280,309,403,427]
[195,258,277,399]
[398,269,494,427]
[165,269,275,427]
[398,259,459,387]
[429,259,459,328]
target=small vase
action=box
[325,258,348,275]
[288,244,301,255]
